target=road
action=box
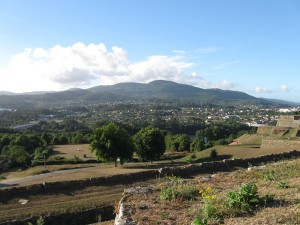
[0,165,108,187]
[0,160,183,188]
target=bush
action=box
[191,217,208,225]
[199,187,221,221]
[160,176,198,201]
[226,183,260,213]
[160,187,179,200]
[28,216,45,225]
[210,149,218,158]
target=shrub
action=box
[160,187,179,200]
[199,187,221,221]
[226,183,260,213]
[160,176,198,201]
[28,216,45,225]
[191,216,208,225]
[210,149,218,158]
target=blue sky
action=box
[0,0,299,102]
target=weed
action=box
[226,183,260,213]
[191,216,208,225]
[160,187,179,200]
[261,169,275,181]
[277,181,290,189]
[198,187,223,223]
[0,174,6,180]
[160,176,198,201]
[28,217,45,225]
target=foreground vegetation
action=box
[125,159,300,224]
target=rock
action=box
[18,199,29,205]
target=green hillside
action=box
[0,80,278,108]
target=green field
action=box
[52,144,97,160]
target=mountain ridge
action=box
[0,80,296,108]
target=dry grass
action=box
[52,144,96,160]
[2,164,98,179]
[181,144,295,163]
[0,178,157,223]
[1,164,151,186]
[235,134,263,145]
[124,159,300,224]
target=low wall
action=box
[1,150,300,200]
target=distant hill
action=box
[0,91,17,96]
[0,80,290,108]
[261,98,300,106]
[88,80,273,105]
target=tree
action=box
[165,133,179,152]
[8,145,30,166]
[177,134,191,152]
[133,126,165,162]
[41,132,52,146]
[190,130,205,152]
[90,122,133,167]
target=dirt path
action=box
[0,165,111,187]
[0,160,184,187]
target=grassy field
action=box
[181,144,296,163]
[52,144,96,160]
[235,134,263,145]
[124,158,300,224]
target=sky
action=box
[0,0,299,102]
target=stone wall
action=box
[261,138,300,150]
[277,115,300,128]
[1,150,300,200]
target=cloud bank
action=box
[0,42,250,94]
[0,42,197,92]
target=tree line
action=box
[0,118,251,168]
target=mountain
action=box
[88,80,272,105]
[262,98,300,106]
[0,80,288,108]
[0,91,17,96]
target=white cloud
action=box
[196,79,234,90]
[280,84,289,92]
[255,87,270,93]
[0,42,194,92]
[189,72,201,78]
[216,80,234,89]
